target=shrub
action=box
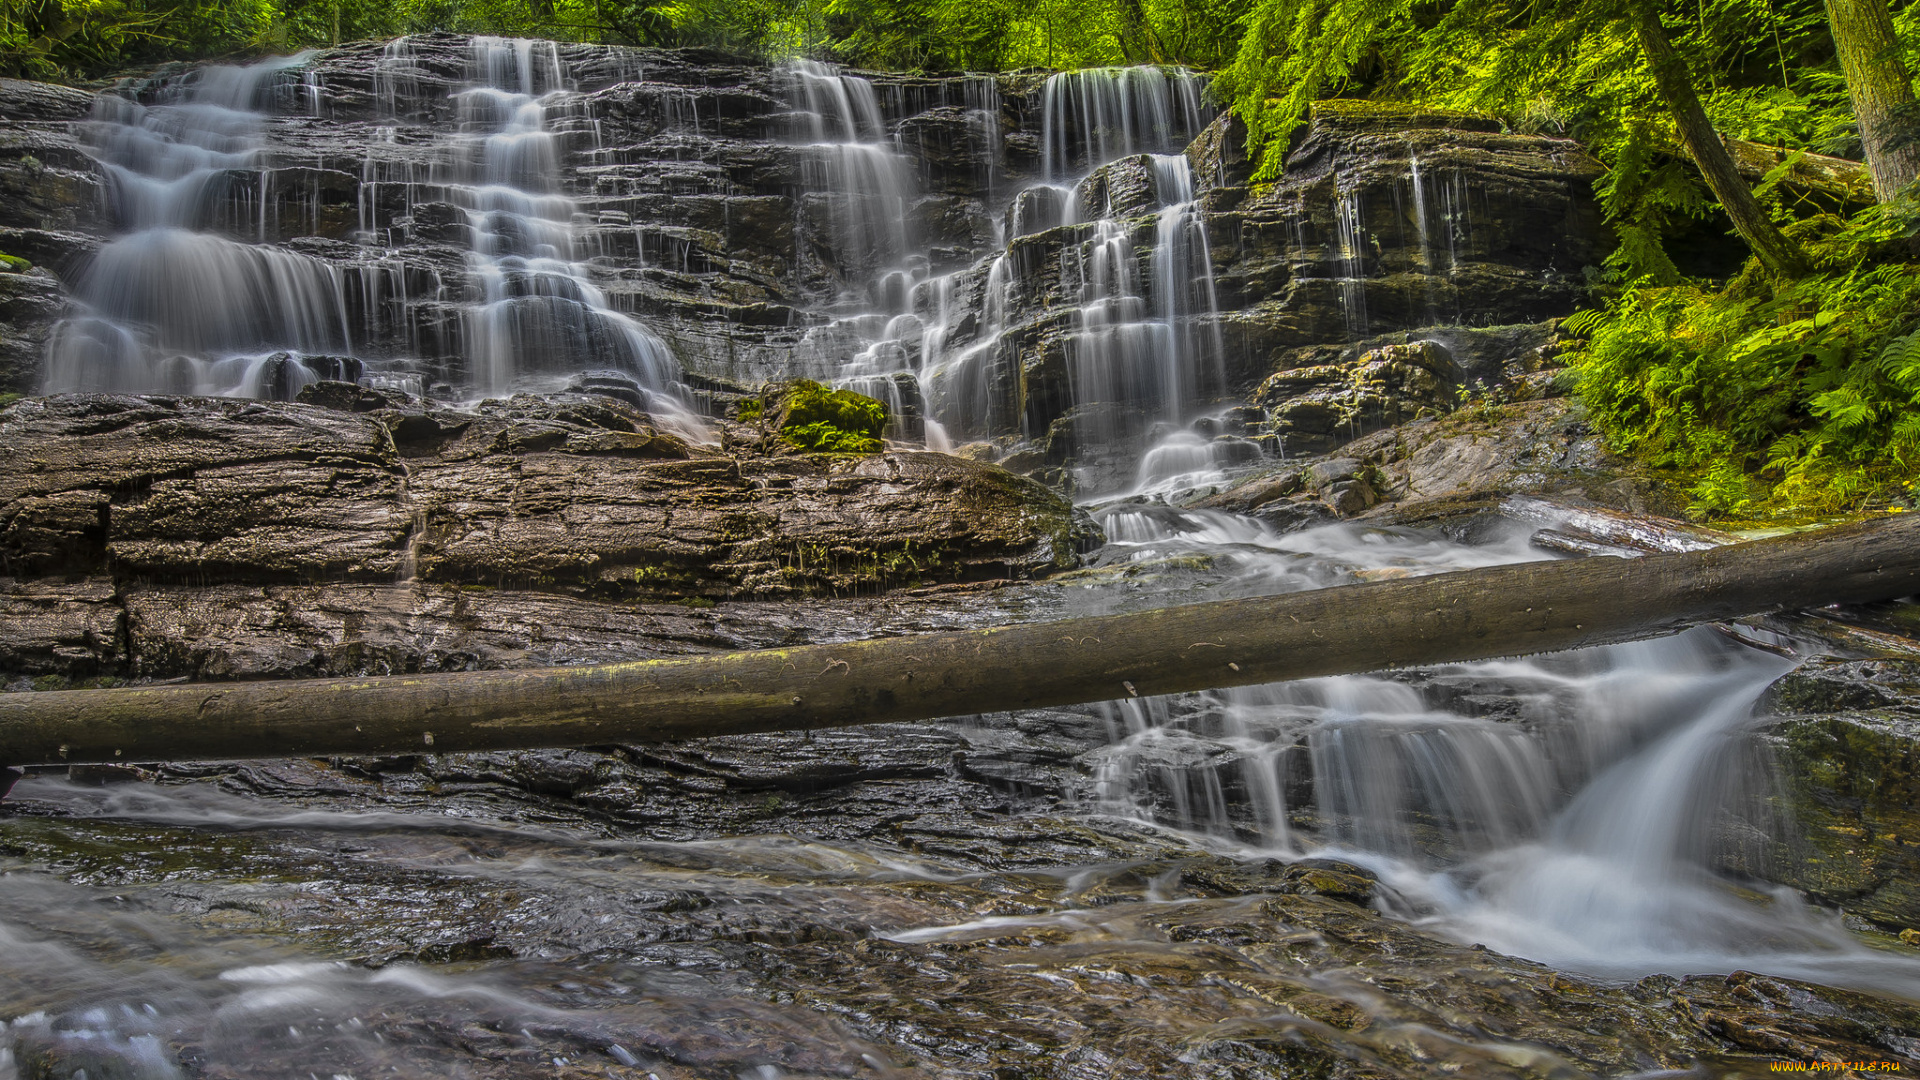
[769,380,886,454]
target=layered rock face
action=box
[0,38,1609,495]
[0,390,1093,681]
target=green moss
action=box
[775,381,886,454]
[0,251,30,274]
[735,398,763,421]
[0,392,20,410]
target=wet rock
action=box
[1276,858,1379,905]
[563,368,649,409]
[0,126,103,235]
[293,379,415,412]
[1203,102,1607,403]
[1759,658,1920,930]
[1198,398,1680,525]
[1324,478,1378,516]
[0,78,98,121]
[0,577,121,679]
[1258,340,1464,456]
[1307,457,1363,487]
[0,269,64,393]
[1075,153,1161,218]
[0,393,1096,604]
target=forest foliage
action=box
[0,0,1244,78]
[4,0,1920,515]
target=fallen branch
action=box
[1,515,1918,771]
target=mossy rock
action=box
[754,379,888,455]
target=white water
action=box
[451,38,696,434]
[16,42,1920,1070]
[43,54,373,397]
[774,61,1228,485]
[45,39,701,436]
[1081,503,1920,1000]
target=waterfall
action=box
[451,38,689,417]
[44,38,697,429]
[1331,180,1370,338]
[1081,504,1920,995]
[782,59,916,304]
[1054,153,1231,492]
[774,63,1219,463]
[1040,66,1208,180]
[42,54,377,396]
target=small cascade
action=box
[1406,151,1438,325]
[450,38,689,420]
[782,59,917,304]
[1057,153,1230,492]
[760,62,1221,470]
[914,256,1015,443]
[44,38,698,429]
[42,54,387,396]
[962,75,1003,203]
[1040,66,1208,180]
[1076,504,1920,993]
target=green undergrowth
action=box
[1567,200,1920,520]
[762,380,887,455]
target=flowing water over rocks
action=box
[2,37,1920,1080]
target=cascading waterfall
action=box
[451,38,690,419]
[24,41,1919,1026]
[44,38,698,429]
[1083,505,1920,996]
[1331,180,1370,338]
[1030,148,1236,492]
[44,55,378,397]
[771,61,1218,462]
[782,59,916,305]
[1040,66,1209,180]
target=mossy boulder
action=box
[746,379,888,454]
[1758,658,1920,932]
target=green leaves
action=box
[1567,212,1920,517]
[1212,0,1415,181]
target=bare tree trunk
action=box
[1827,0,1920,201]
[1632,3,1811,278]
[2,514,1918,772]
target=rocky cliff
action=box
[0,38,1611,472]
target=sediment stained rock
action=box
[0,391,1096,681]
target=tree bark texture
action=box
[1,515,1917,770]
[1827,0,1920,201]
[1633,4,1811,277]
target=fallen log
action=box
[1,514,1918,773]
[1725,138,1876,205]
[1503,495,1920,661]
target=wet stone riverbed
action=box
[5,513,1920,1079]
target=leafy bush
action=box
[1567,201,1920,518]
[770,380,886,454]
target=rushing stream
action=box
[5,38,1920,1079]
[5,509,1920,1075]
